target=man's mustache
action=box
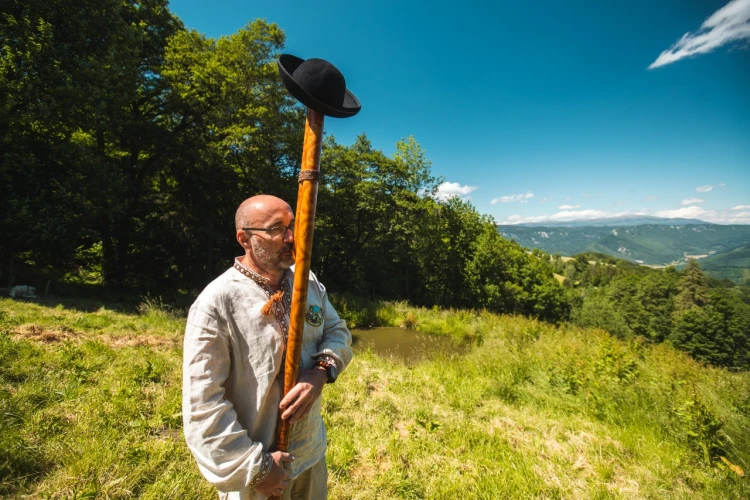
[286,244,295,262]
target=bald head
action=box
[235,195,295,280]
[235,195,293,231]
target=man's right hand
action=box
[255,451,295,498]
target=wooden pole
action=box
[273,108,325,456]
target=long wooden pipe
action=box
[273,108,325,458]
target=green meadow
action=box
[1,296,748,499]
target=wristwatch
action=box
[315,358,338,384]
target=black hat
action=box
[277,54,361,118]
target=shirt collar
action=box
[233,257,292,289]
[233,256,270,286]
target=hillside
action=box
[1,297,748,498]
[497,223,750,266]
[515,216,710,227]
[697,244,750,284]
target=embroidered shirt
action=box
[233,258,293,370]
[182,262,353,499]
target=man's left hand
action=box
[279,367,327,423]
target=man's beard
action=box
[251,239,294,273]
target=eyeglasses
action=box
[242,223,295,239]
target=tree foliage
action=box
[1,4,569,325]
[4,4,746,367]
[563,254,750,370]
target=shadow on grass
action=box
[21,282,197,316]
[0,431,50,497]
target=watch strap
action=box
[315,357,337,383]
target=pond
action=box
[351,327,469,364]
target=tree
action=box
[314,134,437,299]
[635,271,678,342]
[670,307,727,366]
[465,221,570,322]
[0,0,182,284]
[152,20,303,288]
[572,291,632,338]
[414,197,485,307]
[676,259,708,310]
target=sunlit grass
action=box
[326,320,749,498]
[1,296,748,498]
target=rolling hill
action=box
[696,244,750,284]
[514,215,710,227]
[497,221,750,269]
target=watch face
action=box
[328,364,338,383]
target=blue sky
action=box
[168,0,750,224]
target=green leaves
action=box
[0,3,609,331]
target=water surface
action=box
[351,327,468,364]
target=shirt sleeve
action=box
[310,278,354,373]
[182,298,270,492]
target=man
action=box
[183,195,353,499]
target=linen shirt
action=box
[183,261,353,499]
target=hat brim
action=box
[277,54,361,119]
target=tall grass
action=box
[1,296,748,498]
[328,294,493,344]
[325,318,749,498]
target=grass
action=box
[328,296,491,344]
[1,295,748,498]
[326,320,749,499]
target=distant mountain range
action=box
[497,217,750,276]
[513,215,711,228]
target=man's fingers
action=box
[280,389,306,420]
[290,399,313,423]
[280,453,295,463]
[279,386,302,409]
[281,399,295,420]
[287,395,314,422]
[280,378,321,420]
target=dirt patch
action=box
[104,333,179,348]
[11,324,179,349]
[394,421,410,438]
[155,428,183,440]
[14,324,77,343]
[365,380,386,396]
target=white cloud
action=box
[695,183,727,192]
[702,209,750,223]
[649,0,750,69]
[491,192,534,204]
[434,181,477,202]
[680,198,705,205]
[654,206,707,219]
[693,210,750,223]
[500,205,750,225]
[558,204,580,210]
[654,206,750,223]
[501,209,649,225]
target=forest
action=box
[552,253,750,370]
[2,0,748,370]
